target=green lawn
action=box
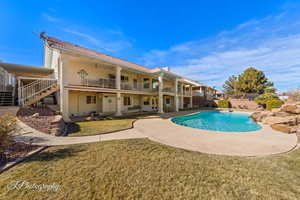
[66,114,156,137]
[0,139,299,199]
[66,119,136,136]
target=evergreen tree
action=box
[223,75,238,95]
[236,67,273,94]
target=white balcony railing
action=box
[121,82,134,90]
[121,82,158,92]
[81,78,116,89]
[193,91,205,96]
[162,87,174,93]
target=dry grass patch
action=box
[0,139,299,199]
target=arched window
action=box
[77,69,88,85]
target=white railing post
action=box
[19,78,58,106]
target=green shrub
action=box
[128,105,141,110]
[254,93,279,108]
[217,99,230,108]
[266,99,284,110]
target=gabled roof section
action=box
[41,33,157,73]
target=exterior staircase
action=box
[0,91,14,106]
[19,79,59,106]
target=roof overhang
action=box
[0,62,53,78]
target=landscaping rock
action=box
[251,111,273,122]
[253,103,300,134]
[262,116,297,125]
[32,113,39,118]
[51,115,63,124]
[85,117,92,121]
[273,112,291,118]
[271,124,295,134]
[291,125,300,134]
[281,104,300,114]
[257,107,264,111]
[50,115,66,136]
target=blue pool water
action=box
[171,111,262,132]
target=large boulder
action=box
[281,104,300,114]
[272,112,291,118]
[50,115,66,136]
[262,116,298,126]
[271,124,297,134]
[251,111,273,122]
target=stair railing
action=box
[19,79,58,106]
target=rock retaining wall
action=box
[251,103,300,134]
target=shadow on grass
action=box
[65,123,81,136]
[23,146,85,163]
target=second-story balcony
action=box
[121,82,134,90]
[162,87,174,93]
[80,78,116,89]
[121,82,158,93]
[193,91,205,96]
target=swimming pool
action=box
[171,111,262,132]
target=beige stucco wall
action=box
[69,91,102,116]
[163,80,175,88]
[66,58,159,91]
[121,94,140,112]
[68,90,160,116]
[44,46,60,79]
[67,60,116,85]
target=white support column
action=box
[139,95,143,111]
[115,92,122,116]
[158,73,164,113]
[115,66,122,116]
[17,78,21,105]
[180,84,184,109]
[59,56,71,122]
[190,85,193,108]
[116,66,121,90]
[175,78,179,112]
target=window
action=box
[86,96,96,104]
[108,74,115,79]
[143,97,150,105]
[152,79,159,89]
[121,76,129,81]
[124,96,131,106]
[166,98,171,105]
[77,69,88,85]
[143,78,150,88]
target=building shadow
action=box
[23,146,85,163]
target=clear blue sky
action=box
[1,0,300,91]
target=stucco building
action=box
[0,34,213,121]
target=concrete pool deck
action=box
[134,116,298,156]
[14,109,298,157]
